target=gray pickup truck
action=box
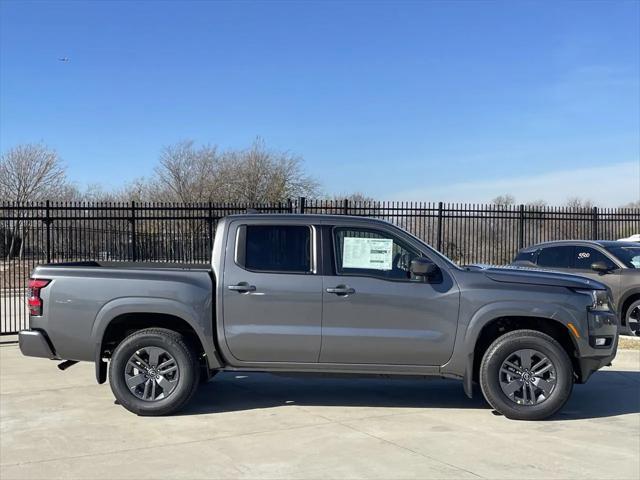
[19,214,618,420]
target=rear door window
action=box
[537,246,573,269]
[244,225,311,273]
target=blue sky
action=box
[1,0,639,205]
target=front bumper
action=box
[576,311,618,383]
[18,330,57,359]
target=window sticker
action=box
[342,237,394,270]
[577,251,591,259]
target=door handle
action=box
[228,283,256,293]
[326,285,355,295]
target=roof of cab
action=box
[223,213,396,225]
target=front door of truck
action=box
[320,225,460,366]
[222,221,322,363]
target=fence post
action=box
[436,202,443,251]
[343,198,349,215]
[130,201,137,261]
[298,197,306,214]
[592,207,599,240]
[45,200,51,264]
[208,201,214,251]
[518,204,525,249]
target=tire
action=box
[624,300,640,336]
[479,329,573,420]
[108,328,200,416]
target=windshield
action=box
[606,246,640,269]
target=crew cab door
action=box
[222,221,322,363]
[319,224,460,366]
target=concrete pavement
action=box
[1,344,639,479]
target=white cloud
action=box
[393,161,640,207]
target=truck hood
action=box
[467,265,607,290]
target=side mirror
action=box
[591,261,611,274]
[410,257,438,277]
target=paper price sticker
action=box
[343,237,393,270]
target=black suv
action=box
[511,240,640,335]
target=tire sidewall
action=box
[481,332,573,420]
[109,330,197,415]
[625,300,640,335]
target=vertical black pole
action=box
[287,198,293,213]
[45,200,51,264]
[518,204,525,249]
[208,201,214,252]
[437,202,443,252]
[592,207,599,240]
[131,201,137,261]
[343,198,349,216]
[299,197,306,214]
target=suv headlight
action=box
[576,289,611,312]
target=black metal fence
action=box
[2,199,639,334]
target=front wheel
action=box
[625,300,640,336]
[108,328,200,416]
[480,329,574,420]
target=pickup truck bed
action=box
[24,262,218,372]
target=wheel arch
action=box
[471,316,579,386]
[619,291,640,328]
[92,297,221,379]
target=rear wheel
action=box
[108,328,200,416]
[480,329,573,420]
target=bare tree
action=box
[218,138,319,203]
[491,194,516,206]
[565,197,594,209]
[154,140,221,203]
[152,138,318,203]
[0,144,73,259]
[330,192,375,202]
[0,143,69,202]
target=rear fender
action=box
[91,297,220,370]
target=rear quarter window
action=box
[514,250,537,264]
[537,246,573,268]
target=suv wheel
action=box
[108,328,200,416]
[625,300,640,336]
[480,329,573,420]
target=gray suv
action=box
[511,240,640,335]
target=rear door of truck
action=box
[221,218,323,363]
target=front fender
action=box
[91,297,220,370]
[463,300,583,348]
[441,300,583,394]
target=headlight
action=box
[576,289,611,312]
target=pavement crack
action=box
[0,420,335,468]
[291,404,485,479]
[339,422,485,479]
